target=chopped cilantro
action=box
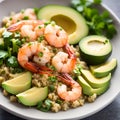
[38,52,43,57]
[71,0,117,39]
[23,16,29,20]
[48,76,57,82]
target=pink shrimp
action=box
[7,20,43,32]
[3,8,37,26]
[17,42,52,73]
[57,73,82,101]
[44,24,68,47]
[52,44,76,73]
[7,20,44,41]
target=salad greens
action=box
[71,0,117,39]
[0,30,23,73]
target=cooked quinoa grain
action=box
[48,93,59,101]
[61,101,70,111]
[10,95,17,102]
[51,102,61,112]
[87,94,97,103]
[3,90,8,96]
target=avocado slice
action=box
[81,69,111,88]
[79,35,112,65]
[78,76,110,96]
[16,87,48,106]
[2,72,32,95]
[38,5,88,44]
[90,58,117,78]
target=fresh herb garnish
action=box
[37,35,44,42]
[2,30,13,39]
[48,76,57,82]
[38,52,43,57]
[49,85,55,92]
[71,0,117,39]
[6,56,19,68]
[37,99,52,112]
[23,16,29,20]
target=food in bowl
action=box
[0,0,117,113]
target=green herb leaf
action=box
[37,99,52,112]
[0,50,8,59]
[2,30,13,39]
[49,85,55,92]
[38,52,43,57]
[6,56,19,68]
[23,16,29,20]
[48,76,57,82]
[71,0,117,39]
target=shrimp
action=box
[7,20,43,32]
[57,73,82,101]
[7,20,44,41]
[52,44,76,73]
[3,8,37,26]
[44,24,68,47]
[23,8,37,20]
[17,42,52,73]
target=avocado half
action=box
[79,35,112,65]
[38,5,88,44]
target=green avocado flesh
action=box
[16,87,48,106]
[78,76,110,96]
[38,5,88,44]
[2,72,32,95]
[81,69,111,88]
[79,35,112,65]
[90,58,117,78]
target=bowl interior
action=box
[0,0,120,120]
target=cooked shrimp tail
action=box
[38,65,52,72]
[24,62,40,73]
[64,44,76,59]
[7,20,43,32]
[18,42,52,73]
[57,73,82,101]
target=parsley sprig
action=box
[71,0,117,39]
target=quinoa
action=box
[10,95,17,102]
[61,101,70,111]
[48,93,59,101]
[87,94,97,103]
[3,89,8,96]
[51,102,61,112]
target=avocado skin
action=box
[80,51,112,65]
[78,76,110,96]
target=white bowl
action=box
[0,0,120,120]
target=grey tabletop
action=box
[0,0,120,120]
